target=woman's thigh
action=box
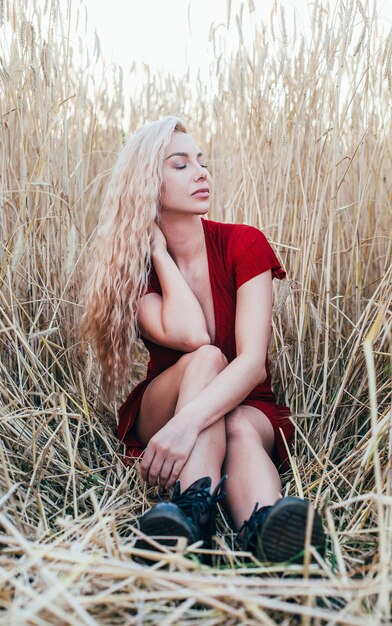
[134,357,189,446]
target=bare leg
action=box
[223,405,282,530]
[135,345,228,491]
[174,346,228,491]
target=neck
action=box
[158,213,206,267]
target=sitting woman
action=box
[80,115,326,563]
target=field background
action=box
[0,0,391,624]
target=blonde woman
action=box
[81,116,326,563]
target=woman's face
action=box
[160,132,211,216]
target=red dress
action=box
[117,217,294,472]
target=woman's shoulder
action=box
[202,217,261,239]
[202,217,265,249]
[202,217,286,282]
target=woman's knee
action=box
[226,408,256,439]
[225,406,275,453]
[178,345,228,376]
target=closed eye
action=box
[175,164,208,170]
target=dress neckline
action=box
[200,217,217,347]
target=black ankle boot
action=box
[239,503,272,555]
[239,496,326,563]
[135,475,227,556]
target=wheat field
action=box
[0,0,391,624]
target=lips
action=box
[191,188,210,196]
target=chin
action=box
[194,208,210,216]
[163,205,211,216]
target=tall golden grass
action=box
[0,0,391,623]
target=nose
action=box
[194,163,207,181]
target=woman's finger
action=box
[147,452,165,486]
[165,459,185,490]
[140,448,155,483]
[159,460,175,489]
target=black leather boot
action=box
[135,475,227,557]
[239,496,327,563]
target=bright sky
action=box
[80,0,392,82]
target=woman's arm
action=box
[141,270,273,485]
[137,230,211,352]
[172,269,271,427]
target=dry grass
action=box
[0,0,391,624]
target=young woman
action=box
[81,116,326,563]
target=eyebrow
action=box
[165,151,203,160]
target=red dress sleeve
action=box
[232,225,286,290]
[144,262,161,295]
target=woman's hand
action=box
[140,414,199,490]
[151,221,167,253]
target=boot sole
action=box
[135,503,199,553]
[256,497,326,563]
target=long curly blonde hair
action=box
[79,115,188,400]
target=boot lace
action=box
[172,474,227,520]
[235,501,259,543]
[235,502,272,545]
